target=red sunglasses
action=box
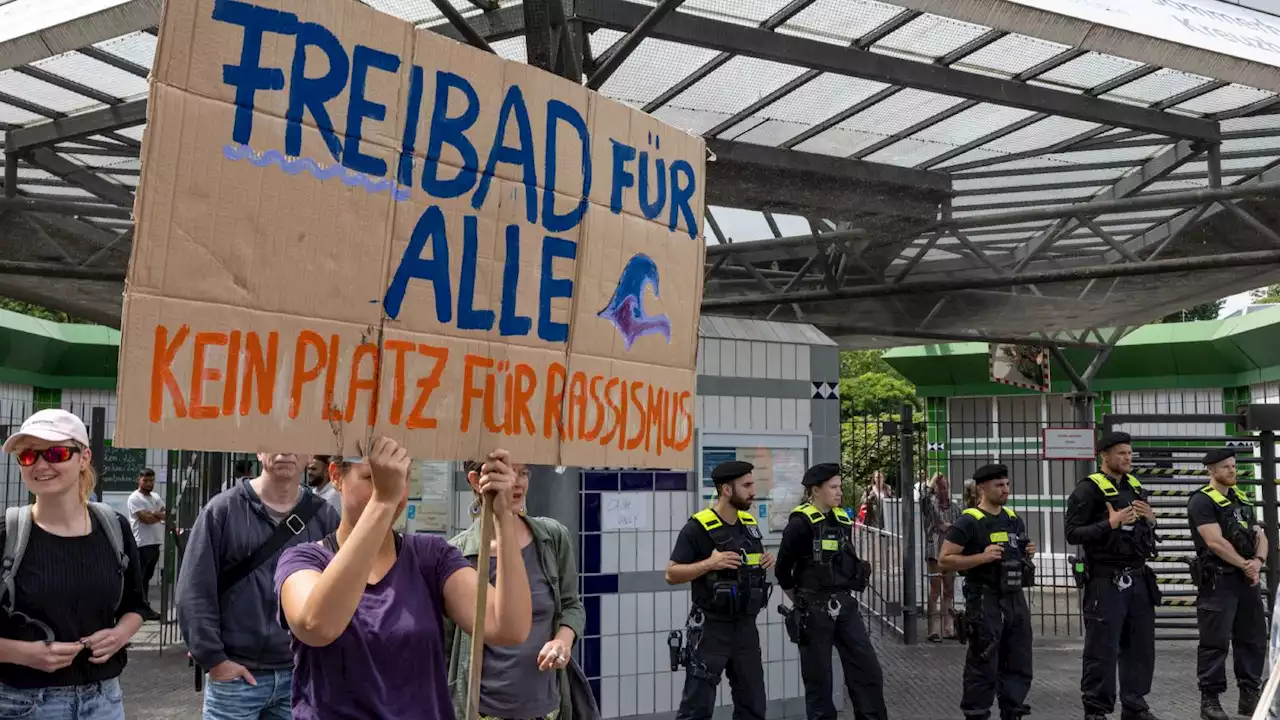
[15,446,80,467]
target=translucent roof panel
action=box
[871,13,992,61]
[1101,68,1214,107]
[1033,53,1146,92]
[0,101,42,126]
[31,52,148,100]
[714,75,892,145]
[775,0,906,46]
[91,32,157,72]
[0,70,100,115]
[951,33,1072,78]
[1174,84,1276,116]
[589,35,722,109]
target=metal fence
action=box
[841,391,1272,643]
[0,397,248,654]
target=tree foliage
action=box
[1160,299,1224,323]
[837,350,923,503]
[0,297,87,323]
[1254,285,1280,305]
[838,350,917,419]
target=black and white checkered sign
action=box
[812,382,839,400]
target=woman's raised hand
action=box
[479,449,516,516]
[366,437,411,506]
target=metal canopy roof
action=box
[3,0,1280,355]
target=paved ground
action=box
[871,633,1232,720]
[121,630,1230,719]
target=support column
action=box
[1260,431,1278,611]
[1069,391,1097,481]
[899,402,918,645]
[525,466,581,542]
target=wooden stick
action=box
[1251,651,1280,720]
[465,493,495,720]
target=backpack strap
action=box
[1,506,31,614]
[88,503,129,612]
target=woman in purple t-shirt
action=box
[275,438,533,720]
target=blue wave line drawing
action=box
[222,144,411,202]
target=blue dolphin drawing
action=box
[597,254,672,351]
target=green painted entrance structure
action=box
[0,308,119,390]
[884,307,1280,398]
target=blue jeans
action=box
[0,677,124,719]
[202,670,291,720]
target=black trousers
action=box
[798,592,887,720]
[1196,570,1266,695]
[961,590,1032,719]
[675,615,765,720]
[1081,568,1158,715]
[138,544,161,599]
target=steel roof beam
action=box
[0,0,162,73]
[26,149,135,207]
[574,0,1220,141]
[1013,140,1201,269]
[701,248,1280,311]
[706,138,950,194]
[423,3,526,42]
[824,323,1106,350]
[638,0,819,114]
[7,99,147,153]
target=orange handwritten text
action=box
[145,324,695,454]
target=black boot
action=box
[1240,686,1261,716]
[1001,704,1030,720]
[1123,710,1162,720]
[1200,694,1229,720]
[1084,714,1107,720]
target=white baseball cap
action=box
[3,409,90,454]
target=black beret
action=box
[1097,431,1132,453]
[972,464,1008,484]
[802,463,842,487]
[710,460,753,484]
[1202,447,1236,466]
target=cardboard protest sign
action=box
[114,0,705,469]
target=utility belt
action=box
[1069,554,1147,589]
[699,577,770,619]
[780,589,854,646]
[1190,553,1250,591]
[669,607,751,682]
[797,557,872,595]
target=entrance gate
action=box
[850,401,1280,645]
[1101,410,1280,641]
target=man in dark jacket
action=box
[177,451,339,719]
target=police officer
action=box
[1188,448,1267,720]
[775,462,887,720]
[938,464,1034,720]
[666,460,774,720]
[1065,431,1162,720]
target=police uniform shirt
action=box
[774,509,832,591]
[670,511,757,607]
[1064,473,1146,567]
[945,508,1023,588]
[1187,486,1258,555]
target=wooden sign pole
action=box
[1250,654,1280,720]
[465,493,495,720]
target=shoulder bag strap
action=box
[217,493,324,597]
[1,506,30,613]
[87,502,129,611]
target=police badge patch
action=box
[747,525,761,538]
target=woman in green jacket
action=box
[444,462,598,720]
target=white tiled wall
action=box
[596,589,801,716]
[592,485,799,717]
[697,396,809,433]
[698,339,809,381]
[1111,389,1225,438]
